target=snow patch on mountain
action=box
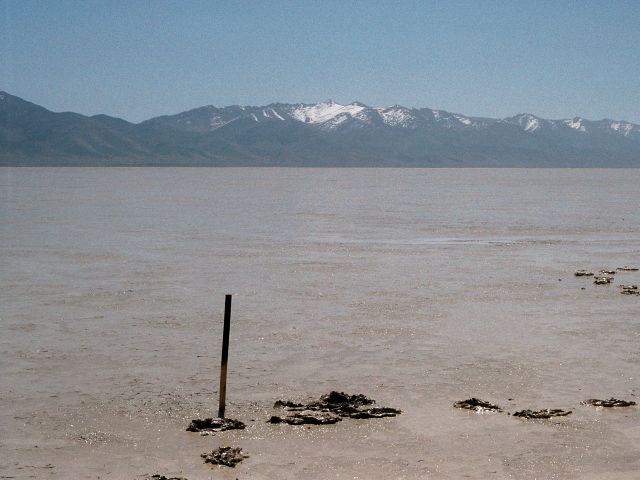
[377,107,415,128]
[564,118,586,132]
[610,121,634,136]
[522,115,541,131]
[508,114,543,132]
[322,114,351,129]
[349,106,374,122]
[525,118,540,131]
[453,114,472,126]
[209,115,240,130]
[431,110,470,128]
[432,110,454,127]
[289,101,366,125]
[260,108,285,120]
[271,108,285,121]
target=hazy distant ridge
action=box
[1,91,639,166]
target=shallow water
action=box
[1,167,639,479]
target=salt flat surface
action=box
[1,167,639,479]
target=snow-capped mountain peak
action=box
[609,120,635,136]
[564,117,586,132]
[376,106,415,128]
[289,101,367,125]
[508,113,543,132]
[136,98,639,141]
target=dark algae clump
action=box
[619,285,639,295]
[201,446,249,467]
[269,411,342,425]
[513,409,572,419]
[149,476,188,480]
[453,398,502,412]
[186,417,245,434]
[320,391,375,408]
[269,391,401,425]
[574,270,594,277]
[348,406,403,418]
[582,398,636,407]
[593,276,613,285]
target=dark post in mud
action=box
[218,294,232,418]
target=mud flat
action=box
[1,168,640,479]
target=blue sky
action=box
[2,0,639,123]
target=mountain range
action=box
[1,90,639,166]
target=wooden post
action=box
[218,294,232,418]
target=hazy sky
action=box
[2,0,639,123]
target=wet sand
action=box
[1,168,639,479]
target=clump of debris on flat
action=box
[201,446,248,467]
[574,264,638,294]
[148,475,188,480]
[269,391,401,425]
[186,417,245,435]
[513,409,572,419]
[453,398,502,413]
[349,407,403,418]
[269,411,342,425]
[593,275,614,285]
[582,398,637,407]
[574,270,594,277]
[619,285,639,295]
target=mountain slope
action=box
[0,92,148,164]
